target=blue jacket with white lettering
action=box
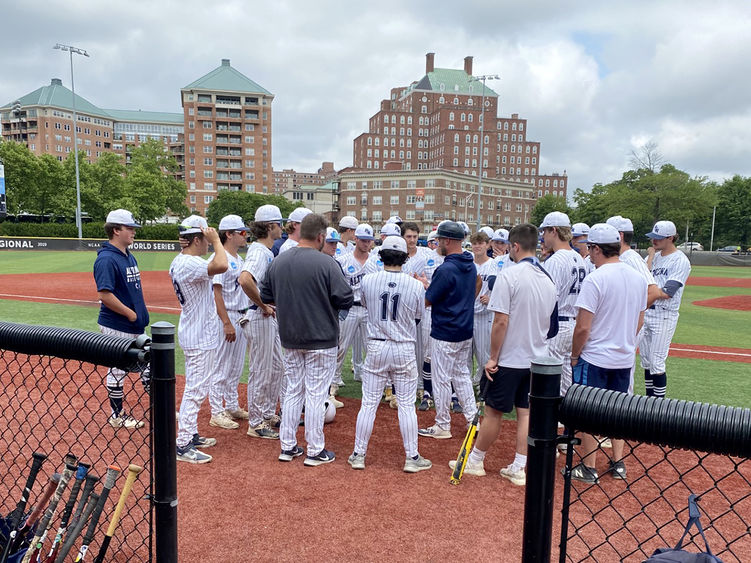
[93,242,150,333]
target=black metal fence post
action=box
[522,356,562,563]
[150,322,177,563]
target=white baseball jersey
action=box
[544,248,587,318]
[278,238,298,254]
[473,258,497,314]
[242,241,274,285]
[620,248,656,286]
[649,250,691,311]
[336,252,380,302]
[169,253,219,350]
[423,248,444,283]
[583,255,595,274]
[402,249,427,277]
[211,251,250,311]
[360,271,425,342]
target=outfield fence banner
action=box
[0,237,182,252]
[521,370,751,562]
[0,321,178,563]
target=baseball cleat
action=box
[448,458,485,476]
[329,395,344,409]
[264,414,282,429]
[347,452,366,470]
[192,434,217,448]
[109,413,145,429]
[226,408,249,420]
[247,422,279,440]
[209,412,239,430]
[418,395,434,411]
[304,449,336,466]
[418,425,451,439]
[500,464,526,486]
[451,397,463,414]
[278,445,304,462]
[176,445,212,464]
[404,455,432,473]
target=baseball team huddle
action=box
[93,204,690,483]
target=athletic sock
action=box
[652,373,667,398]
[108,385,124,417]
[468,447,486,465]
[422,363,433,396]
[644,369,653,397]
[512,453,527,471]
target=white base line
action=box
[671,347,751,358]
[0,293,181,314]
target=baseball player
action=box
[370,223,402,259]
[238,204,285,439]
[278,207,313,253]
[171,215,229,464]
[262,214,354,466]
[335,224,380,393]
[539,211,587,396]
[207,215,251,431]
[451,223,557,484]
[491,228,510,262]
[418,230,444,411]
[323,227,341,257]
[469,231,496,387]
[569,223,648,483]
[335,217,364,385]
[337,216,359,255]
[348,236,432,473]
[418,221,479,439]
[640,220,691,397]
[571,223,595,274]
[93,209,150,429]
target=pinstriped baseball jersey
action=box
[649,250,691,311]
[211,251,250,311]
[360,270,424,343]
[423,248,443,282]
[544,248,587,318]
[242,241,274,284]
[619,248,656,285]
[583,255,595,274]
[336,252,380,301]
[169,253,219,350]
[278,238,298,254]
[402,249,427,277]
[473,258,497,314]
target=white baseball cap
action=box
[106,209,140,228]
[254,204,283,223]
[386,215,403,224]
[427,230,438,242]
[287,207,312,223]
[587,223,621,245]
[218,214,246,231]
[457,221,470,237]
[540,211,571,228]
[379,235,407,254]
[339,216,359,230]
[178,215,208,235]
[492,228,509,242]
[646,220,677,239]
[325,227,341,243]
[571,223,590,237]
[380,223,401,236]
[479,226,495,239]
[355,223,375,240]
[606,215,634,233]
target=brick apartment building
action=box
[272,161,336,194]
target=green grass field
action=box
[1,252,749,407]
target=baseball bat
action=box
[92,465,142,563]
[6,474,60,556]
[54,493,98,563]
[74,465,120,562]
[68,474,99,534]
[450,376,488,485]
[22,455,77,563]
[0,452,47,563]
[43,463,89,563]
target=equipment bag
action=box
[644,495,723,562]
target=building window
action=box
[390,195,399,205]
[406,210,416,220]
[373,196,382,205]
[347,196,356,205]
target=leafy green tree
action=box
[206,191,302,225]
[34,154,65,219]
[714,175,751,248]
[87,152,127,220]
[530,194,573,226]
[0,141,40,215]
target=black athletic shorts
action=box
[481,366,531,413]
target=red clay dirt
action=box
[693,294,751,312]
[687,276,751,288]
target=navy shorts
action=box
[480,367,530,413]
[572,359,630,393]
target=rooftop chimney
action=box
[51,78,63,86]
[221,58,230,66]
[464,56,473,76]
[426,52,435,73]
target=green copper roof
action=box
[2,78,109,117]
[103,108,183,124]
[407,68,498,98]
[182,59,272,95]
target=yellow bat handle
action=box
[105,464,142,537]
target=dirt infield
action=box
[688,276,751,288]
[693,295,751,312]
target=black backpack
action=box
[644,495,723,562]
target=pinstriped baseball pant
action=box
[546,319,574,395]
[280,347,337,456]
[470,311,493,386]
[639,309,679,374]
[243,311,284,426]
[335,305,369,383]
[354,340,420,458]
[431,338,477,430]
[177,347,216,447]
[208,310,246,416]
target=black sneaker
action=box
[278,445,304,462]
[303,449,336,466]
[608,460,627,480]
[192,433,217,449]
[564,463,599,484]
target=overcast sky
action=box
[2,0,750,197]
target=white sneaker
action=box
[329,395,344,409]
[176,445,212,464]
[209,413,239,430]
[418,425,452,439]
[347,452,366,470]
[109,413,144,429]
[448,458,486,476]
[600,438,613,449]
[226,408,249,420]
[404,455,432,473]
[500,464,526,486]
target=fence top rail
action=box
[0,321,149,369]
[559,384,751,458]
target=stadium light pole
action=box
[470,73,499,232]
[54,43,89,239]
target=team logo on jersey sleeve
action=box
[427,259,435,266]
[348,265,356,273]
